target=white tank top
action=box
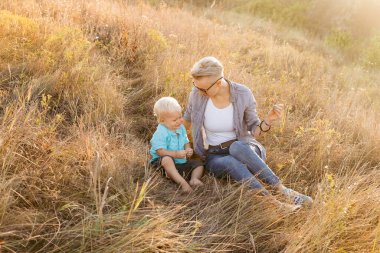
[204,99,236,145]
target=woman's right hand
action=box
[266,103,284,123]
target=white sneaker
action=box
[282,187,313,206]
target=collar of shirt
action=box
[159,124,182,135]
[227,79,237,103]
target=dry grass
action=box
[0,0,379,252]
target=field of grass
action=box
[0,0,379,252]
[163,0,380,70]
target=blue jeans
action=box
[205,141,280,195]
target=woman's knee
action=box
[230,141,261,157]
[229,141,249,155]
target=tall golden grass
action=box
[167,0,380,69]
[0,0,379,252]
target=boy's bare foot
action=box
[189,179,204,188]
[181,183,193,193]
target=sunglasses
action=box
[193,76,223,93]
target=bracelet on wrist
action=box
[259,120,271,132]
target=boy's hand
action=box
[185,148,193,157]
[175,150,187,158]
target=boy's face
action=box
[160,111,183,131]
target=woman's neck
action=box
[213,79,230,100]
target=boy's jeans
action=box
[205,141,280,195]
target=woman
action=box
[183,56,312,205]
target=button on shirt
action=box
[150,124,189,164]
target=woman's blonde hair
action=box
[153,97,182,121]
[190,56,224,78]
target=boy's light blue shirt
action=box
[150,124,189,164]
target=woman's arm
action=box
[183,119,191,131]
[252,104,283,139]
[183,90,193,134]
[253,118,271,139]
[183,90,193,128]
[245,90,261,137]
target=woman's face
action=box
[193,76,222,97]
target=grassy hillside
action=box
[0,0,379,252]
[163,0,380,69]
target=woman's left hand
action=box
[266,103,283,123]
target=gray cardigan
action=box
[183,80,267,160]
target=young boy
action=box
[150,97,204,193]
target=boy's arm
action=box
[151,126,184,159]
[182,125,193,157]
[184,143,193,157]
[156,148,186,159]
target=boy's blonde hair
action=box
[154,97,182,121]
